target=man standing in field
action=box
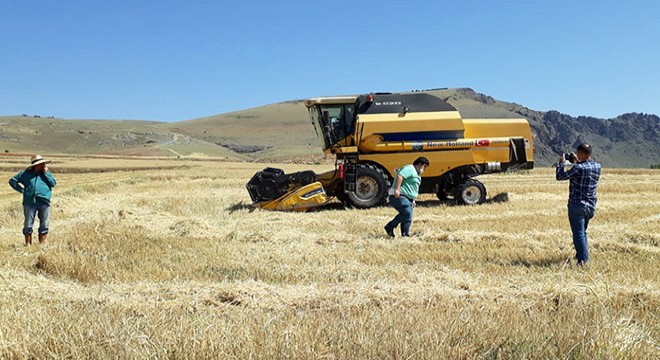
[556,143,601,266]
[8,155,57,245]
[385,156,429,237]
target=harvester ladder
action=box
[343,157,358,193]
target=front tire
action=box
[456,179,486,205]
[345,164,390,208]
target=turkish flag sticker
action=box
[476,139,490,146]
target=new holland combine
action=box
[246,92,534,211]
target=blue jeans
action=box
[23,201,51,235]
[568,202,595,264]
[386,195,414,236]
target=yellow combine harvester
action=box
[246,92,534,210]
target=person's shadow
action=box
[508,255,570,268]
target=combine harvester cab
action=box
[247,92,534,210]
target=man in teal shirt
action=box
[9,155,57,245]
[384,157,429,237]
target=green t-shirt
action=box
[390,165,421,199]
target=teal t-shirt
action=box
[391,165,421,199]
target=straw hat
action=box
[28,154,51,169]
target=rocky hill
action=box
[1,88,658,168]
[432,88,660,167]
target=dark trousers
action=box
[568,202,595,264]
[386,195,414,236]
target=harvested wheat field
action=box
[0,156,658,359]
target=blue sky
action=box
[2,1,659,121]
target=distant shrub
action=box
[651,164,660,169]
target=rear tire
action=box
[345,164,390,208]
[456,179,486,205]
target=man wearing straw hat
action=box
[8,155,57,245]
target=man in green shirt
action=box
[8,155,57,245]
[384,157,429,237]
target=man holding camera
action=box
[8,155,57,245]
[556,143,601,266]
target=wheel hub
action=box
[355,176,378,200]
[462,185,482,203]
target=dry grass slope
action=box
[0,157,658,359]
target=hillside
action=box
[2,88,659,167]
[0,115,244,160]
[427,88,660,168]
[170,100,319,162]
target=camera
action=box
[563,152,577,163]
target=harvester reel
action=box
[246,168,318,204]
[256,180,281,201]
[296,171,316,186]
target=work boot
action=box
[384,226,395,238]
[24,234,32,246]
[38,233,47,244]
